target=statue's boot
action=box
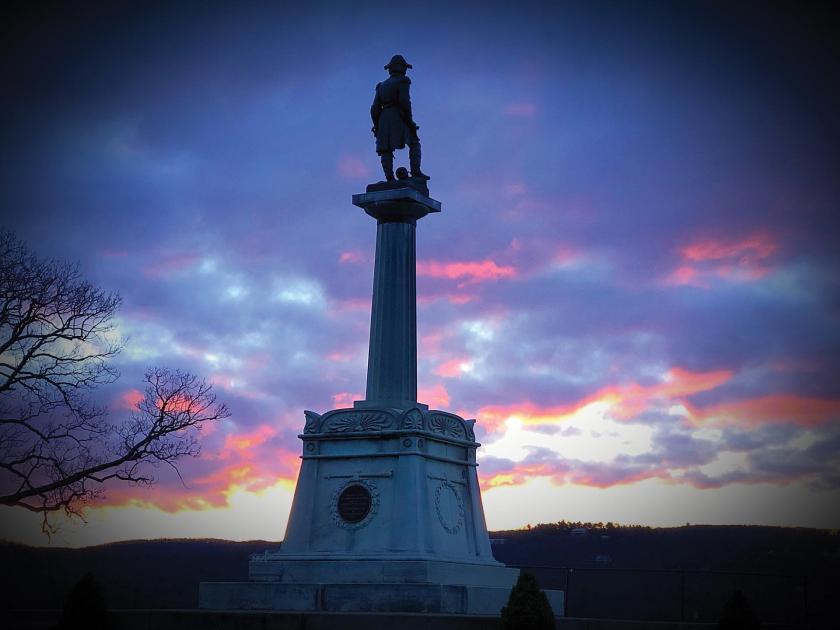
[409,143,430,180]
[380,152,395,181]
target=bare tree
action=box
[0,230,229,532]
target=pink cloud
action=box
[220,424,277,458]
[476,367,733,431]
[665,265,706,287]
[680,233,777,262]
[417,259,517,287]
[687,393,840,428]
[665,232,778,288]
[332,391,361,408]
[337,154,372,179]
[339,250,366,264]
[118,388,144,410]
[434,358,472,378]
[419,383,450,408]
[98,428,302,513]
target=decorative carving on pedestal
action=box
[330,478,380,530]
[434,480,465,535]
[400,407,424,430]
[303,410,322,434]
[325,411,393,432]
[428,412,467,439]
[299,407,476,443]
[464,419,476,442]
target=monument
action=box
[200,55,563,616]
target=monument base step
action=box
[199,581,564,616]
[249,557,519,588]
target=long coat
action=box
[371,74,417,154]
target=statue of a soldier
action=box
[371,55,429,182]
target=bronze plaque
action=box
[337,484,372,523]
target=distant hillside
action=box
[0,538,281,610]
[489,522,840,574]
[1,525,837,612]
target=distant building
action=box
[595,555,612,564]
[570,527,588,536]
[490,538,507,545]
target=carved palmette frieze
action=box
[400,407,424,430]
[428,412,467,440]
[323,410,395,433]
[301,406,477,443]
[464,419,476,442]
[303,410,322,434]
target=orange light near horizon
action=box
[476,367,733,432]
[686,393,840,428]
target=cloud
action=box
[117,388,144,410]
[417,259,517,286]
[665,232,779,287]
[687,393,840,428]
[337,154,372,179]
[338,250,366,264]
[434,357,475,378]
[476,367,732,431]
[419,383,451,408]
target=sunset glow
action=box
[1,1,838,546]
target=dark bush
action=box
[500,572,555,630]
[59,572,108,630]
[719,589,760,629]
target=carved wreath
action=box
[434,480,465,535]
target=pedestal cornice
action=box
[352,187,442,223]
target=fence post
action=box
[565,568,572,617]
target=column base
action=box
[353,399,428,411]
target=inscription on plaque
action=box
[337,484,372,523]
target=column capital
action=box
[352,185,442,223]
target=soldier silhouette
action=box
[371,55,429,182]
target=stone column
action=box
[365,220,417,405]
[352,186,441,410]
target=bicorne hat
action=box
[385,54,412,70]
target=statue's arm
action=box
[399,77,415,127]
[370,84,382,128]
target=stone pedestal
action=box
[199,183,563,616]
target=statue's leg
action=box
[409,140,429,180]
[380,151,395,181]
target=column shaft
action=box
[365,220,417,405]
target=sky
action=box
[1,0,839,547]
